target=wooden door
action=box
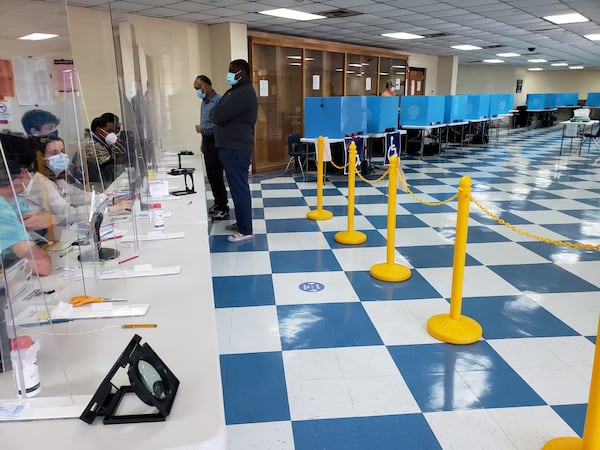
[408,68,425,96]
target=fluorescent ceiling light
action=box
[382,32,424,40]
[348,63,362,68]
[584,34,600,41]
[379,72,389,75]
[451,44,482,51]
[496,52,520,57]
[528,59,547,63]
[335,68,343,72]
[391,65,405,68]
[483,59,504,63]
[551,62,568,66]
[286,56,301,59]
[259,8,325,21]
[528,68,543,71]
[543,12,588,24]
[289,63,301,66]
[19,33,58,41]
[569,66,584,69]
[304,57,315,61]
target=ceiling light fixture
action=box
[382,32,425,40]
[19,33,58,41]
[543,12,589,24]
[584,34,600,41]
[259,8,326,21]
[528,59,547,63]
[551,62,568,66]
[483,59,504,63]
[451,44,482,51]
[569,66,584,69]
[528,68,543,71]
[496,52,521,57]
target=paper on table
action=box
[50,301,150,320]
[100,265,181,280]
[121,232,184,242]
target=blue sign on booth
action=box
[384,131,401,165]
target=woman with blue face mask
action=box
[21,136,90,225]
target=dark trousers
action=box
[202,135,228,211]
[218,147,252,235]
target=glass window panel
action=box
[379,57,407,96]
[346,54,378,96]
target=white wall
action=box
[457,64,600,106]
[407,53,439,95]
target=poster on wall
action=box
[54,59,79,92]
[516,79,523,93]
[0,59,15,98]
[0,101,11,122]
[12,57,53,106]
[259,79,269,97]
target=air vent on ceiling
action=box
[423,32,451,38]
[320,9,361,18]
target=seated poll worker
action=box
[21,109,60,137]
[0,166,52,276]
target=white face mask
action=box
[105,132,118,145]
[19,172,34,196]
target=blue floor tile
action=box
[470,210,533,226]
[354,194,389,204]
[346,270,442,301]
[544,223,600,240]
[220,352,290,424]
[387,341,545,412]
[492,200,550,211]
[293,414,442,450]
[252,208,265,219]
[366,214,429,229]
[398,244,481,268]
[300,188,342,196]
[213,274,275,308]
[277,302,382,350]
[315,205,360,216]
[436,225,511,243]
[261,182,299,190]
[402,203,457,214]
[270,249,341,272]
[490,263,600,293]
[551,404,586,437]
[562,209,600,221]
[263,197,307,207]
[519,241,600,263]
[462,295,578,339]
[266,218,321,233]
[209,234,269,252]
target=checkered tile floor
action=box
[208,125,600,450]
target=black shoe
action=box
[211,209,230,220]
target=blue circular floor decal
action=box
[299,281,325,292]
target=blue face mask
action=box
[46,153,70,173]
[196,89,205,99]
[226,71,241,86]
[48,130,59,137]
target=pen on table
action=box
[59,247,73,257]
[118,255,139,265]
[121,323,157,329]
[100,229,113,238]
[101,234,123,242]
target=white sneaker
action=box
[227,232,253,243]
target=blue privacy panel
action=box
[526,94,546,110]
[366,96,399,133]
[444,95,468,123]
[304,97,367,138]
[465,94,491,119]
[489,94,514,116]
[400,95,445,126]
[586,92,600,107]
[555,92,579,106]
[544,93,558,108]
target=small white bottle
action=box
[152,203,165,230]
[10,336,41,398]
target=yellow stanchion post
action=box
[543,316,600,450]
[307,136,333,221]
[370,155,411,282]
[335,141,366,245]
[427,175,482,345]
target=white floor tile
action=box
[227,421,295,450]
[466,242,549,265]
[267,232,331,251]
[418,266,521,298]
[263,206,311,219]
[383,227,453,247]
[332,247,410,272]
[528,291,600,335]
[210,251,272,276]
[217,306,281,354]
[261,189,303,198]
[510,210,588,225]
[316,215,375,232]
[272,272,359,305]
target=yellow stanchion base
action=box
[335,230,367,245]
[427,314,482,345]
[542,437,583,450]
[307,209,333,221]
[370,263,411,282]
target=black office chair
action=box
[285,133,310,180]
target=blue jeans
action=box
[218,147,252,235]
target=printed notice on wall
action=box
[312,74,320,90]
[12,57,53,105]
[416,81,421,92]
[259,79,269,97]
[0,101,11,121]
[365,77,371,91]
[410,80,415,96]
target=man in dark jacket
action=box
[211,59,258,243]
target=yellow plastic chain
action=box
[355,168,390,185]
[471,196,600,252]
[328,159,350,170]
[397,173,459,206]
